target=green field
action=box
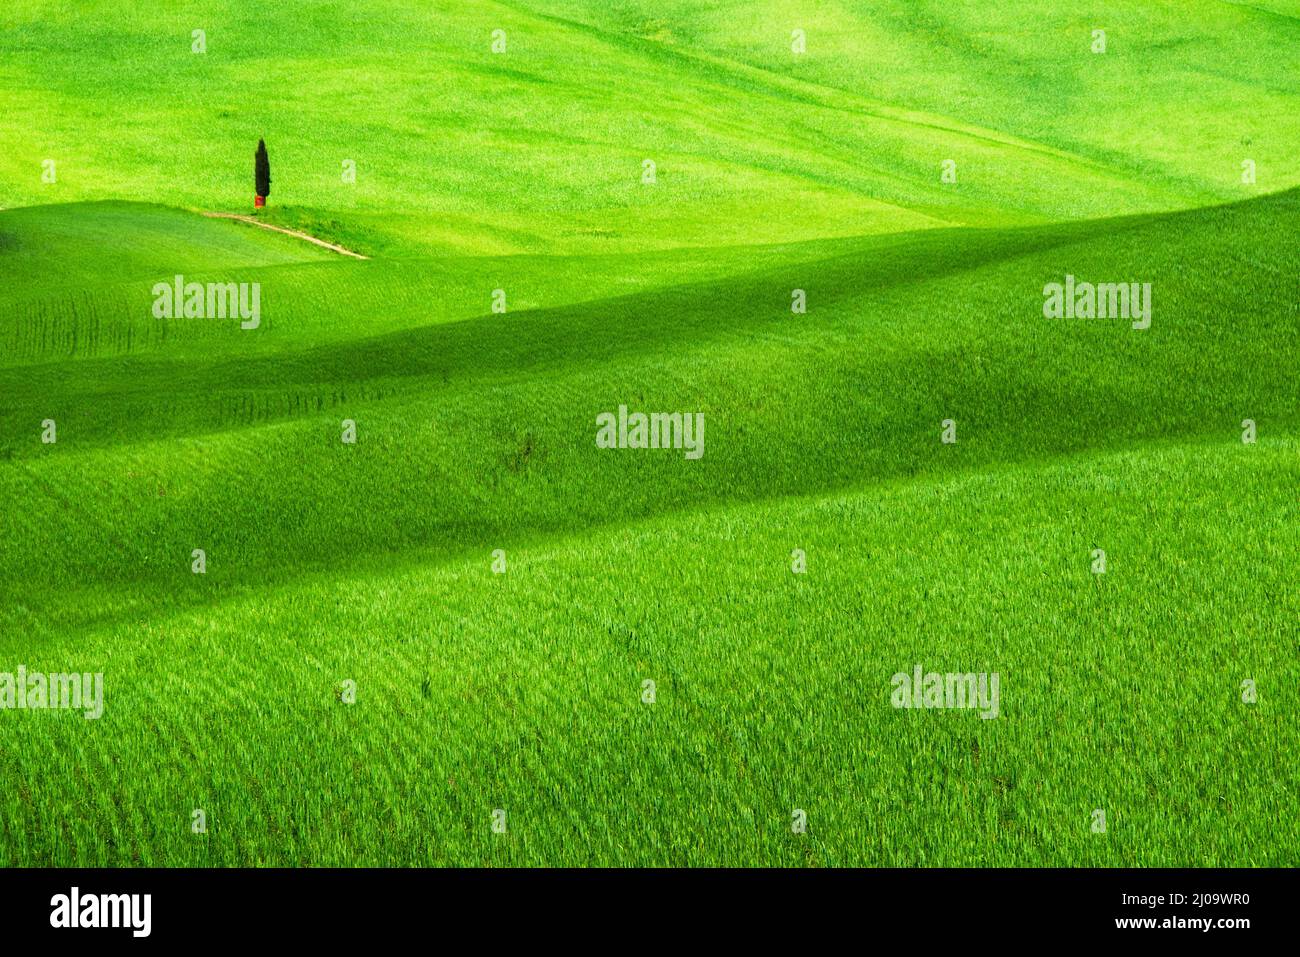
[1,1,1297,866]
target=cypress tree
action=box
[255,139,271,201]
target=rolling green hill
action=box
[1,1,1297,865]
[4,1,1297,254]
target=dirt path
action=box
[200,211,370,259]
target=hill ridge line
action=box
[11,428,1293,646]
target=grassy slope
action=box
[5,436,1297,866]
[3,1,1297,255]
[2,189,1297,864]
[528,0,1300,199]
[1,0,1297,865]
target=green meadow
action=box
[1,1,1297,865]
